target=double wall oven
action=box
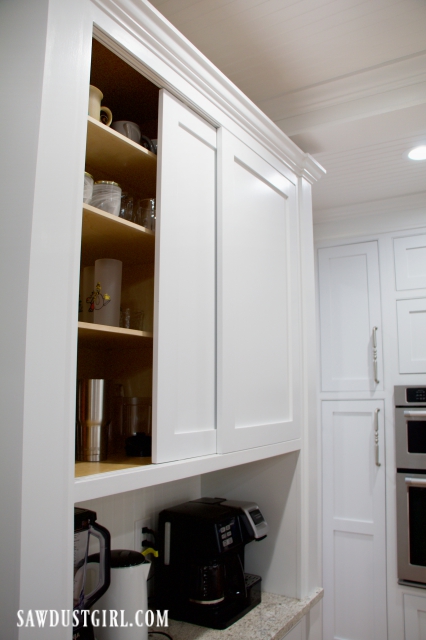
[395,385,426,587]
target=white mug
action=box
[111,120,141,143]
[88,85,112,126]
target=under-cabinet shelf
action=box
[74,439,302,502]
[85,116,157,197]
[78,321,153,347]
[81,203,155,265]
[75,455,151,478]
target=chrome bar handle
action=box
[372,326,379,384]
[405,477,426,487]
[374,408,381,467]
[404,410,426,418]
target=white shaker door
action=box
[322,400,387,640]
[217,129,300,454]
[318,241,383,391]
[152,90,217,463]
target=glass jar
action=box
[91,181,122,216]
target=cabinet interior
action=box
[76,37,160,478]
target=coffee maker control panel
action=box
[216,517,240,550]
[222,500,269,540]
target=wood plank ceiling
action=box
[149,0,426,218]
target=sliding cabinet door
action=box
[217,129,301,454]
[153,90,217,463]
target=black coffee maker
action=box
[155,497,268,629]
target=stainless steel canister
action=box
[76,379,109,462]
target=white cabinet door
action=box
[217,129,300,454]
[404,593,426,639]
[152,90,217,463]
[394,233,426,290]
[397,297,426,373]
[318,241,383,391]
[322,400,387,640]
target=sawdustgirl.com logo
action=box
[17,609,168,628]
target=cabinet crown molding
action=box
[92,0,325,184]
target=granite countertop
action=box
[151,588,323,640]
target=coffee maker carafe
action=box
[73,508,111,640]
[155,497,268,629]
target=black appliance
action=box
[395,386,426,587]
[155,497,268,629]
[73,507,111,639]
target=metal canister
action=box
[76,379,109,461]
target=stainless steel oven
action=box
[395,385,426,587]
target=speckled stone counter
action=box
[151,588,323,640]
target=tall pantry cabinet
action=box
[0,1,324,638]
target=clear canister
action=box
[91,181,122,216]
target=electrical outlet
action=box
[134,517,152,552]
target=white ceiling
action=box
[149,0,426,217]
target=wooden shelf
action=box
[81,203,155,265]
[75,455,152,478]
[78,321,153,347]
[85,116,157,197]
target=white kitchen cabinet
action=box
[217,129,301,453]
[285,620,303,639]
[397,297,426,374]
[318,241,383,392]
[403,593,426,640]
[394,233,426,290]
[322,400,387,640]
[0,1,323,636]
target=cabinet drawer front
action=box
[153,90,217,463]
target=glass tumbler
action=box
[134,198,156,231]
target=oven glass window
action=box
[409,487,426,566]
[407,422,426,454]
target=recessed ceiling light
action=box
[408,146,426,160]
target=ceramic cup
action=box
[88,85,113,126]
[111,120,141,143]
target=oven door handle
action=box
[403,410,426,418]
[405,477,426,487]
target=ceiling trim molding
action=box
[314,191,426,224]
[90,0,325,183]
[261,53,426,135]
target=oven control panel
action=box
[407,388,426,404]
[395,385,426,407]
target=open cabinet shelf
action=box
[75,455,152,478]
[78,321,153,347]
[81,203,155,265]
[85,116,157,197]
